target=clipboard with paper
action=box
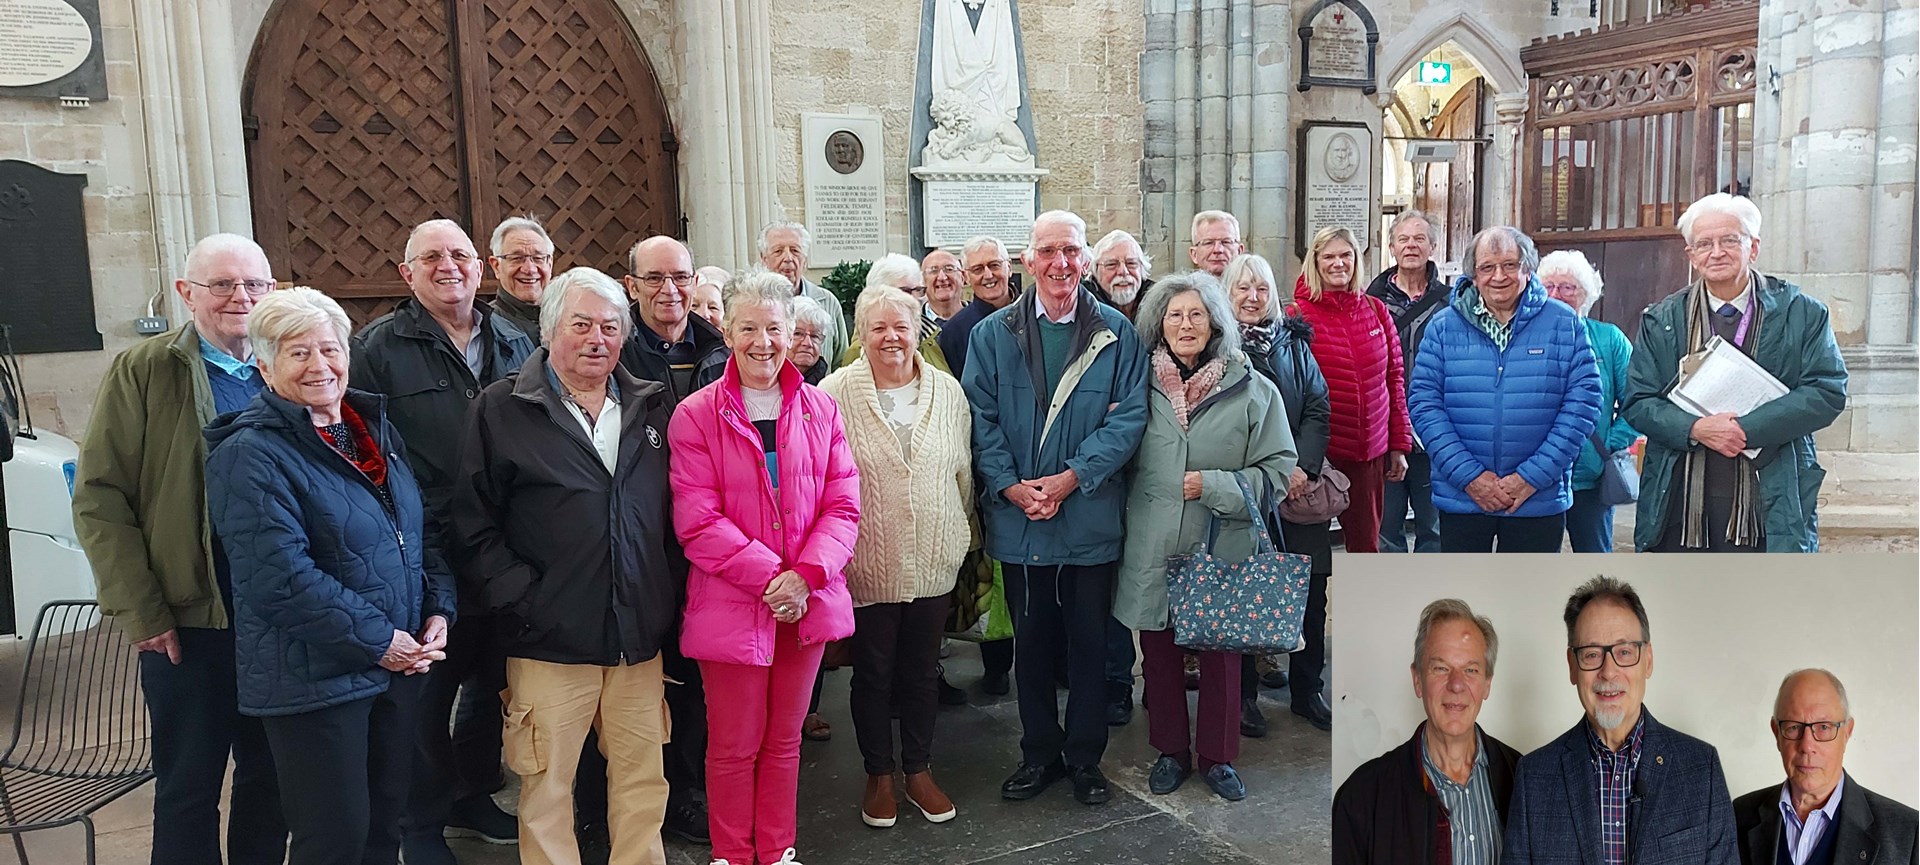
[1667,336,1789,458]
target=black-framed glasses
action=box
[1776,717,1849,742]
[189,279,275,298]
[632,272,696,288]
[1570,640,1646,671]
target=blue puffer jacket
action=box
[1572,317,1640,490]
[1409,279,1602,517]
[205,388,456,717]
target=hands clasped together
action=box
[380,614,449,675]
[1465,471,1539,514]
[1002,468,1080,520]
[764,570,811,625]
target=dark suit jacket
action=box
[1733,774,1919,865]
[1504,709,1739,865]
[1334,722,1523,865]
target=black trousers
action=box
[575,638,705,826]
[264,672,425,865]
[849,596,947,776]
[141,626,287,865]
[1003,561,1114,769]
[406,614,506,835]
[980,637,1013,678]
[1439,511,1567,552]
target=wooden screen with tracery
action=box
[245,0,679,328]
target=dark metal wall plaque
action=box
[0,160,100,353]
[1296,0,1379,93]
[0,0,108,101]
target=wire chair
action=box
[0,601,153,864]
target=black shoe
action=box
[1000,759,1069,800]
[445,795,518,844]
[1069,764,1111,805]
[1260,667,1289,690]
[1240,697,1268,738]
[1292,693,1334,731]
[1105,683,1134,726]
[402,833,458,865]
[662,798,711,844]
[938,676,968,706]
[1202,764,1247,801]
[1148,754,1191,795]
[574,822,611,865]
[981,671,1011,696]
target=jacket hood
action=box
[1278,311,1314,344]
[1449,274,1550,325]
[203,387,388,449]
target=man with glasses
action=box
[1732,669,1916,865]
[619,236,728,403]
[1085,229,1152,320]
[963,210,1148,807]
[1188,210,1244,277]
[352,218,536,862]
[1504,576,1738,865]
[759,221,851,367]
[487,216,555,340]
[922,248,966,325]
[75,234,289,865]
[1621,193,1847,552]
[1366,211,1449,554]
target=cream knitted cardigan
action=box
[820,356,975,604]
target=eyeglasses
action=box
[1098,258,1145,271]
[792,330,825,345]
[1163,310,1211,326]
[902,285,928,297]
[1687,235,1749,254]
[923,265,961,276]
[633,272,696,288]
[966,260,1009,276]
[1474,261,1525,278]
[1776,718,1849,742]
[1192,238,1240,249]
[190,279,275,298]
[497,253,552,267]
[409,249,478,266]
[1031,244,1083,260]
[1542,282,1584,295]
[1571,640,1646,670]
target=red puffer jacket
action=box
[1289,276,1412,462]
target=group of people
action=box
[1332,577,1919,865]
[68,185,1849,865]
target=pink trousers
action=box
[698,622,826,865]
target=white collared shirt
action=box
[1034,297,1077,324]
[561,393,620,474]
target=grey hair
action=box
[853,285,925,344]
[1563,575,1651,647]
[1191,209,1241,240]
[246,286,352,368]
[1412,598,1500,678]
[1462,226,1541,281]
[961,235,1009,262]
[1388,210,1437,246]
[865,253,922,292]
[404,218,471,262]
[538,267,633,343]
[757,221,812,258]
[185,233,269,282]
[1677,192,1762,244]
[1091,230,1153,277]
[489,216,551,256]
[1537,250,1605,316]
[1219,253,1280,323]
[1025,210,1089,255]
[1773,668,1852,721]
[694,265,731,292]
[722,270,797,330]
[789,293,833,334]
[1132,271,1243,364]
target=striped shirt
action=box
[1423,730,1504,865]
[1587,715,1648,865]
[1778,774,1845,865]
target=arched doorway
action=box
[244,0,680,327]
[1380,43,1489,274]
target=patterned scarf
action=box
[1151,346,1226,431]
[1677,269,1766,549]
[316,402,394,514]
[1240,321,1276,358]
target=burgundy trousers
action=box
[1329,454,1387,553]
[1138,628,1240,769]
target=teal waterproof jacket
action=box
[1572,317,1641,490]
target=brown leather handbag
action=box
[1279,459,1351,524]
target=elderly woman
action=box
[451,268,679,865]
[1223,252,1336,734]
[1115,272,1297,803]
[1537,250,1639,552]
[820,286,972,829]
[669,271,859,865]
[692,265,730,328]
[1409,227,1602,552]
[1289,226,1410,554]
[204,287,454,865]
[789,294,834,385]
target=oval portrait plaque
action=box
[0,0,93,88]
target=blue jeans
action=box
[1380,450,1440,552]
[1564,488,1616,552]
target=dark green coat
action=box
[1620,275,1848,551]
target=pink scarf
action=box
[1151,347,1226,431]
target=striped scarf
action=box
[1677,270,1766,548]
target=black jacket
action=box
[1734,774,1919,865]
[1082,274,1151,322]
[1248,313,1333,479]
[491,290,542,344]
[1334,723,1522,865]
[617,310,729,406]
[450,349,680,666]
[1366,263,1451,382]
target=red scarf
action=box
[320,402,388,487]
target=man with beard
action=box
[1086,229,1151,320]
[1367,211,1449,553]
[923,248,966,325]
[759,221,850,367]
[486,216,554,341]
[1504,576,1738,865]
[1188,211,1244,278]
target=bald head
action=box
[1775,669,1850,721]
[624,236,695,334]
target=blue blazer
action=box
[1504,709,1739,865]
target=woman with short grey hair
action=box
[789,295,835,385]
[1537,250,1638,552]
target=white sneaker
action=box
[767,849,804,865]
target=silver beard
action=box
[1107,279,1139,305]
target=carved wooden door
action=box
[246,0,679,328]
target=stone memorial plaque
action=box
[1296,0,1377,93]
[0,160,100,353]
[1295,122,1374,258]
[803,113,887,265]
[0,0,105,99]
[921,179,1036,250]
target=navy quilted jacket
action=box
[205,388,456,717]
[1409,278,1602,517]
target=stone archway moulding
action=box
[1374,5,1526,97]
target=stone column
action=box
[1247,0,1293,265]
[679,0,781,269]
[1484,91,1530,228]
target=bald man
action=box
[619,235,728,404]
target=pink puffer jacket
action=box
[668,359,860,667]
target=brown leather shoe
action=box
[904,771,957,823]
[861,774,898,828]
[802,713,831,742]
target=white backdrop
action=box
[1332,553,1919,808]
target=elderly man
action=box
[1733,670,1917,865]
[74,233,288,865]
[1504,576,1738,865]
[352,218,535,860]
[488,216,555,340]
[453,268,679,865]
[840,252,950,371]
[1622,193,1848,553]
[923,248,966,324]
[1411,226,1600,552]
[620,236,728,402]
[939,235,1017,382]
[1085,229,1152,319]
[1367,211,1449,553]
[964,210,1149,807]
[760,221,851,366]
[1188,210,1244,277]
[1334,599,1521,865]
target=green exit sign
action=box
[1418,61,1452,85]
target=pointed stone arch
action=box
[1374,5,1526,96]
